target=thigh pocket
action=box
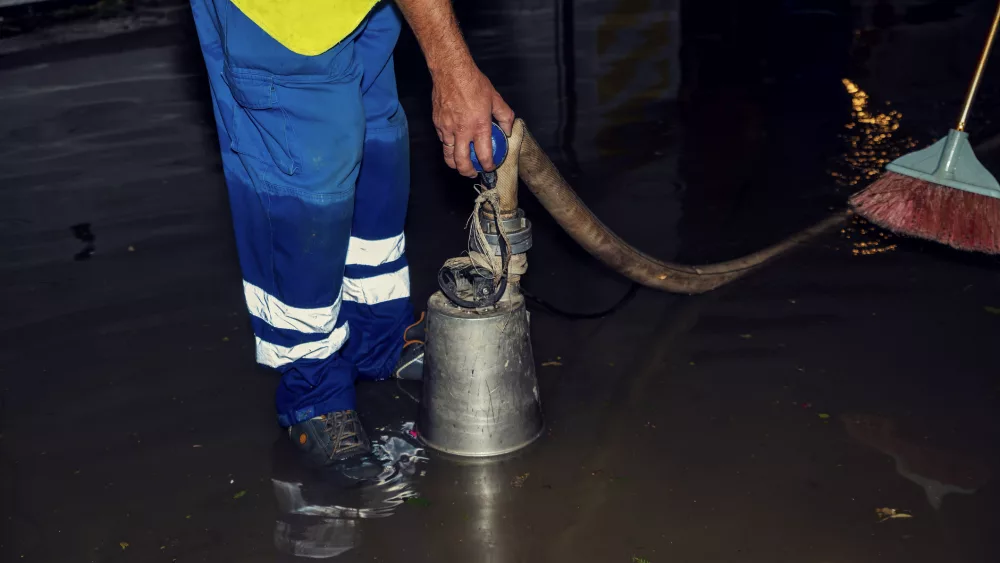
[224,68,300,176]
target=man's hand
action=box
[395,0,514,177]
[432,63,514,177]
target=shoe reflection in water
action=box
[273,480,361,559]
[271,427,427,558]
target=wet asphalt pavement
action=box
[3,1,1000,561]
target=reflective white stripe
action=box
[346,234,405,267]
[342,266,410,305]
[255,324,350,368]
[243,281,341,334]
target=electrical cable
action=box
[519,282,640,320]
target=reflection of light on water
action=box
[273,426,427,559]
[470,462,504,559]
[840,216,898,256]
[829,79,911,257]
[830,79,920,188]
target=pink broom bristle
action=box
[849,171,1000,254]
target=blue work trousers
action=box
[191,0,412,426]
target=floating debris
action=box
[876,507,913,522]
[373,436,428,465]
[233,490,247,499]
[512,473,530,488]
[541,361,562,367]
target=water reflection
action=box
[272,424,427,559]
[832,78,919,188]
[840,216,898,256]
[842,413,991,510]
[464,460,507,559]
[830,78,919,256]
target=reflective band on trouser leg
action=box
[191,0,368,427]
[340,2,414,381]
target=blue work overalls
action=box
[190,0,412,426]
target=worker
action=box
[189,0,515,473]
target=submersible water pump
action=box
[414,115,848,457]
[417,123,544,457]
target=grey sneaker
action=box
[288,411,380,478]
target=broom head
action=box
[849,129,1000,254]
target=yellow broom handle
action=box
[957,0,1000,131]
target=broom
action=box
[849,0,1000,254]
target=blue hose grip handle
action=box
[470,123,509,173]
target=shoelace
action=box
[324,411,366,458]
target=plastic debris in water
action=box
[373,436,428,465]
[400,421,419,439]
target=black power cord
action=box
[520,282,640,320]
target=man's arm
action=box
[395,0,514,177]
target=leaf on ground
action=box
[632,557,652,563]
[233,490,247,499]
[876,507,913,522]
[405,496,431,508]
[119,542,129,551]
